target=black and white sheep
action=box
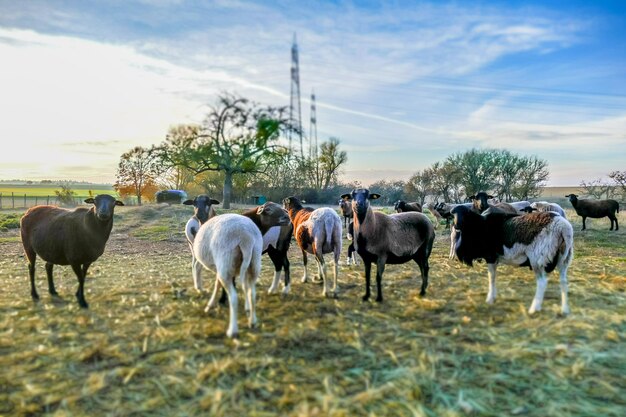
[183,195,220,292]
[451,205,574,315]
[394,200,423,213]
[341,189,435,302]
[193,207,290,338]
[565,194,619,231]
[283,196,343,297]
[20,195,124,308]
[241,203,293,295]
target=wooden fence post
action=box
[24,194,27,208]
[47,195,50,205]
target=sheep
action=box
[529,201,566,218]
[565,194,619,231]
[424,203,443,229]
[340,188,435,302]
[283,196,343,297]
[20,194,124,308]
[183,195,220,293]
[469,191,530,214]
[451,205,574,315]
[338,198,353,229]
[241,203,293,295]
[193,208,290,338]
[394,200,423,213]
[345,220,359,265]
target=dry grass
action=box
[0,204,624,416]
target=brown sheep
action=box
[283,196,342,297]
[341,189,435,302]
[20,194,124,308]
[565,194,619,231]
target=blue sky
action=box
[0,0,624,185]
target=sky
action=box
[0,0,625,186]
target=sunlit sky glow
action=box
[1,0,625,185]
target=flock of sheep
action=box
[18,189,620,338]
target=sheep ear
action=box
[468,195,476,200]
[183,199,194,205]
[369,194,381,200]
[256,205,265,215]
[210,199,220,205]
[340,194,351,200]
[84,198,95,204]
[115,200,125,206]
[488,195,494,199]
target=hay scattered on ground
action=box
[0,206,624,416]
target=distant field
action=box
[539,186,581,198]
[0,183,116,197]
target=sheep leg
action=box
[282,255,291,295]
[375,258,387,303]
[71,263,88,309]
[206,277,221,311]
[315,255,329,297]
[416,257,430,297]
[581,216,587,231]
[362,261,372,302]
[245,271,257,328]
[266,249,282,295]
[559,266,570,316]
[28,262,39,301]
[486,264,498,304]
[301,250,309,283]
[528,271,548,314]
[191,256,203,292]
[221,277,238,338]
[45,262,59,296]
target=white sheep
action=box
[530,201,566,218]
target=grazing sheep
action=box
[451,205,574,315]
[565,194,619,231]
[341,189,435,302]
[339,198,353,229]
[20,195,124,308]
[425,203,442,229]
[241,203,293,295]
[183,195,220,292]
[193,208,290,338]
[283,196,342,297]
[529,201,566,218]
[394,200,423,213]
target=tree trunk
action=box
[222,171,233,209]
[137,193,142,206]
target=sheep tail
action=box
[324,218,334,249]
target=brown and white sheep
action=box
[341,189,435,302]
[565,194,619,231]
[283,196,342,297]
[20,194,124,308]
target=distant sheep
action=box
[341,189,435,302]
[345,220,358,265]
[394,200,422,213]
[20,195,124,308]
[565,194,619,231]
[283,196,342,297]
[452,205,574,315]
[529,201,566,218]
[338,198,353,229]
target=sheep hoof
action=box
[301,276,308,283]
[49,290,59,297]
[362,294,370,302]
[267,287,278,295]
[226,330,238,339]
[31,292,40,301]
[560,306,571,316]
[282,285,291,295]
[486,297,495,305]
[375,296,383,303]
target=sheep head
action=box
[257,202,291,227]
[183,195,220,224]
[84,194,124,222]
[341,189,380,223]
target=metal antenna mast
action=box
[309,89,318,160]
[289,33,303,158]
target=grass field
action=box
[0,204,624,416]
